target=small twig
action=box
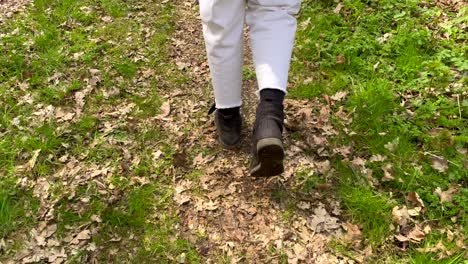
[423,151,460,167]
[419,217,443,226]
[456,94,462,119]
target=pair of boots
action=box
[212,89,285,177]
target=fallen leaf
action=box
[333,146,352,157]
[331,91,348,102]
[446,229,454,242]
[369,154,386,162]
[333,3,343,14]
[70,229,91,245]
[175,180,192,194]
[91,215,102,223]
[407,207,422,216]
[336,54,346,64]
[89,75,101,86]
[55,108,75,122]
[351,157,366,167]
[434,186,458,203]
[293,243,307,260]
[174,193,191,205]
[27,149,41,170]
[417,240,446,254]
[431,156,449,173]
[382,163,395,181]
[204,200,218,211]
[406,192,425,208]
[150,151,162,164]
[384,138,399,152]
[392,206,411,227]
[159,101,171,117]
[407,225,426,242]
[395,234,410,242]
[177,252,187,263]
[423,225,431,234]
[307,204,341,232]
[89,69,100,75]
[297,201,311,210]
[342,222,362,241]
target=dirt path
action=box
[165,2,352,263]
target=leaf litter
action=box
[2,0,466,262]
[167,2,362,263]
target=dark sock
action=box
[260,89,285,105]
[218,106,240,116]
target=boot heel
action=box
[251,138,284,177]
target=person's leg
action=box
[246,0,301,176]
[199,0,246,147]
[199,0,246,109]
[246,0,301,95]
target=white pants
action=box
[200,0,301,109]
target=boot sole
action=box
[250,138,284,177]
[219,136,241,149]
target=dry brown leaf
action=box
[407,207,422,216]
[45,224,57,238]
[446,229,454,242]
[333,3,343,14]
[406,192,425,208]
[175,180,192,194]
[152,150,163,160]
[333,145,352,157]
[0,238,5,251]
[297,201,311,210]
[89,75,101,86]
[27,149,41,170]
[392,206,411,227]
[173,193,190,205]
[423,225,431,234]
[407,225,426,242]
[369,154,386,162]
[434,186,458,203]
[384,139,398,152]
[382,163,395,181]
[336,54,346,64]
[330,91,348,101]
[342,222,362,242]
[431,156,449,173]
[307,205,341,232]
[47,248,67,263]
[89,69,100,75]
[204,200,219,211]
[351,157,366,167]
[395,234,410,242]
[91,215,102,223]
[55,108,75,122]
[159,101,171,117]
[293,243,308,260]
[316,160,331,174]
[70,229,91,245]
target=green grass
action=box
[340,185,394,244]
[0,0,200,262]
[291,0,467,260]
[0,179,39,239]
[1,0,466,262]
